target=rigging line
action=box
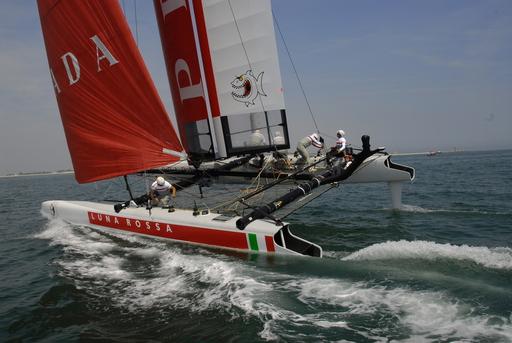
[133,0,139,46]
[211,179,266,211]
[319,131,338,141]
[170,179,241,199]
[227,0,267,115]
[215,155,328,209]
[226,1,283,153]
[273,13,319,134]
[101,177,127,201]
[227,157,273,212]
[280,184,338,220]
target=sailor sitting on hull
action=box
[295,132,324,167]
[150,176,176,209]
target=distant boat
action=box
[428,150,442,156]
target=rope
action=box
[227,0,267,115]
[211,157,272,213]
[280,184,338,219]
[133,0,139,46]
[273,13,319,134]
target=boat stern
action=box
[345,154,415,183]
[273,225,322,257]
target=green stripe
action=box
[248,233,259,251]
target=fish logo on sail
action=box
[231,70,266,106]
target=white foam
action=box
[399,204,435,213]
[35,219,118,255]
[128,246,162,258]
[396,204,512,216]
[35,220,512,341]
[61,255,131,280]
[111,249,344,340]
[296,278,512,342]
[36,220,295,338]
[343,240,512,270]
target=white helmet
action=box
[337,130,345,137]
[156,176,165,186]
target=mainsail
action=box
[38,0,184,183]
[155,0,290,160]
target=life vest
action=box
[307,133,323,148]
[336,137,346,151]
[151,180,172,197]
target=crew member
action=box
[273,131,285,145]
[295,132,324,166]
[335,130,346,153]
[150,176,176,208]
[248,129,265,146]
[334,129,353,167]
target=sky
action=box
[0,0,511,174]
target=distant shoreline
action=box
[0,171,74,178]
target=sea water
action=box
[1,150,511,342]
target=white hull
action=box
[343,154,414,183]
[41,200,322,257]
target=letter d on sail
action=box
[61,52,80,85]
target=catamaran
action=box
[38,0,413,257]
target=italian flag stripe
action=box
[265,236,275,252]
[248,233,259,251]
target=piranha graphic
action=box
[231,70,266,106]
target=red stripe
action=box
[192,0,220,117]
[88,211,248,250]
[265,235,275,252]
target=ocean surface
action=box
[1,150,511,342]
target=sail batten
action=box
[38,0,183,183]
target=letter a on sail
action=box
[37,0,184,183]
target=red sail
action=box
[37,0,184,183]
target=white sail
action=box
[155,0,290,158]
[199,0,285,115]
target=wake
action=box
[35,219,512,341]
[343,239,512,270]
[390,204,511,216]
